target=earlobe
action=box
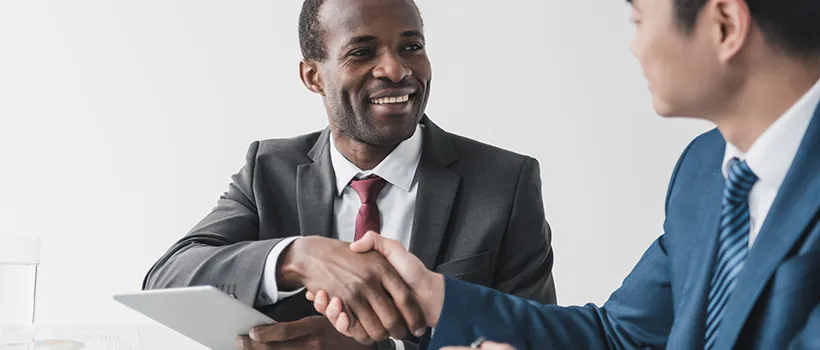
[299,60,325,96]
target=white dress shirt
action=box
[721,77,820,247]
[256,125,423,347]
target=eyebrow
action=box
[344,35,378,47]
[401,30,425,41]
[342,30,425,48]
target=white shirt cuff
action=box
[259,236,305,304]
[392,338,405,350]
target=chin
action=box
[366,121,418,146]
[652,96,679,118]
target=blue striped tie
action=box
[704,158,758,349]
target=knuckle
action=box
[371,328,389,341]
[383,315,402,332]
[394,288,413,306]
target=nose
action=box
[629,35,638,58]
[372,52,411,82]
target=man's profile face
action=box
[315,0,431,147]
[629,0,730,118]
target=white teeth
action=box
[370,95,410,104]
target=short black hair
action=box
[298,0,423,61]
[629,0,820,57]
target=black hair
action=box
[628,0,820,57]
[299,0,423,61]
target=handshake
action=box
[236,231,513,350]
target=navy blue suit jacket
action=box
[428,103,820,349]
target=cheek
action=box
[635,31,664,82]
[638,32,689,90]
[410,56,432,79]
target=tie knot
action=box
[725,158,758,200]
[350,175,387,204]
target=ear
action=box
[707,0,751,62]
[299,60,325,96]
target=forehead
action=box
[319,0,423,45]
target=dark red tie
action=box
[350,176,387,241]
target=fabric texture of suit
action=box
[142,116,557,349]
[428,102,820,350]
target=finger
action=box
[355,232,407,266]
[350,296,391,342]
[235,335,270,350]
[325,296,344,321]
[370,233,405,261]
[305,291,315,301]
[332,310,348,334]
[365,280,409,339]
[349,230,378,253]
[327,298,372,344]
[312,290,329,314]
[381,266,426,337]
[336,312,372,345]
[236,335,252,349]
[249,319,314,343]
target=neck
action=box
[331,128,397,171]
[711,58,820,153]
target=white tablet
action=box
[114,286,275,350]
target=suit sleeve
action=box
[429,235,673,349]
[789,304,820,349]
[142,141,287,306]
[429,139,701,349]
[491,157,557,304]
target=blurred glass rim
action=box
[0,236,41,265]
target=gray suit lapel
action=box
[296,128,336,238]
[409,117,461,270]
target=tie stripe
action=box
[705,158,758,349]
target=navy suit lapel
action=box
[671,151,724,349]
[717,101,820,349]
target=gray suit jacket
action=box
[143,116,556,348]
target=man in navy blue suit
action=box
[298,0,820,348]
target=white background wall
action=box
[0,0,712,324]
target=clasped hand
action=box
[305,231,516,349]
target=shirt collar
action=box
[329,124,424,195]
[722,77,820,191]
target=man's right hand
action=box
[276,236,427,342]
[307,231,446,342]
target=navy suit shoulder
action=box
[663,128,723,213]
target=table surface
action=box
[139,325,210,349]
[3,324,211,350]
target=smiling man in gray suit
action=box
[142,0,556,349]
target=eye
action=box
[349,47,373,57]
[403,43,424,51]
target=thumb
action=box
[349,230,380,253]
[351,231,405,261]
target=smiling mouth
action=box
[369,94,411,105]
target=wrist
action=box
[418,271,444,327]
[276,237,307,289]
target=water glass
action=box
[0,236,41,349]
